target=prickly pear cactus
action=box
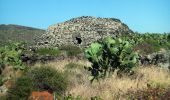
[85,36,139,82]
[0,42,25,72]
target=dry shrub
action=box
[126,86,170,100]
[67,65,170,99]
[34,59,91,72]
[35,59,170,100]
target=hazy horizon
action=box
[0,0,170,33]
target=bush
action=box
[85,37,139,82]
[7,66,68,99]
[0,42,25,71]
[0,75,8,86]
[35,47,60,56]
[59,45,82,56]
[130,33,170,54]
[167,33,170,42]
[28,66,68,94]
[133,39,164,54]
[7,76,33,100]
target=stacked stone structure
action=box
[37,16,133,47]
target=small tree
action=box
[85,37,139,82]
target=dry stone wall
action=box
[37,16,133,48]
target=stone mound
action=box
[37,16,133,48]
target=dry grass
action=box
[34,59,91,72]
[35,59,170,100]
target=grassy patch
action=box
[59,45,82,57]
[35,47,60,56]
[127,86,170,99]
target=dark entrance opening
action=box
[76,37,82,44]
[44,41,48,44]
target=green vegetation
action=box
[59,45,83,57]
[0,42,26,73]
[65,62,81,69]
[0,75,9,86]
[7,76,33,100]
[85,37,139,82]
[122,33,170,55]
[28,66,68,94]
[35,47,60,56]
[7,66,68,99]
[0,30,170,99]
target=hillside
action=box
[0,24,45,46]
[37,16,133,47]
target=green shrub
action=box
[0,42,25,71]
[7,66,68,99]
[127,33,170,54]
[28,66,68,94]
[133,41,158,55]
[59,45,82,56]
[7,76,33,100]
[167,33,170,42]
[35,47,60,56]
[0,75,9,86]
[85,37,139,82]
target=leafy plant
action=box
[0,42,26,72]
[85,37,139,82]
